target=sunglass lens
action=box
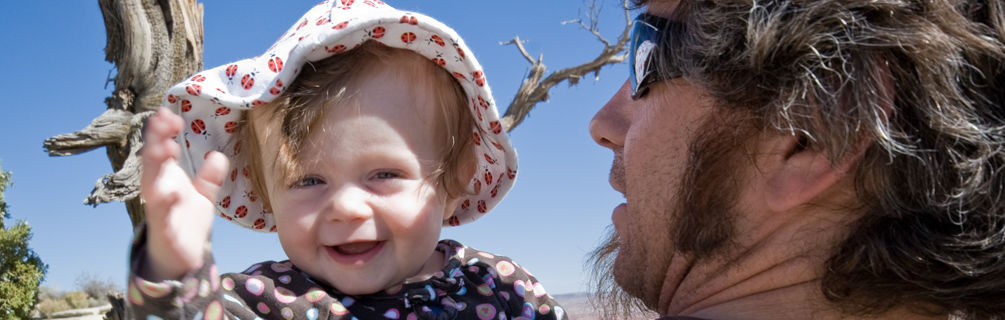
[630,16,658,99]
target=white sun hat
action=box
[161,0,517,232]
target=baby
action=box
[129,2,566,319]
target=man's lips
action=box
[326,241,386,266]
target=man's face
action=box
[588,0,753,308]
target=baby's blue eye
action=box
[373,171,399,180]
[296,176,325,187]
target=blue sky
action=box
[0,1,633,295]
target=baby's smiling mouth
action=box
[334,241,382,254]
[326,240,386,266]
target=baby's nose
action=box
[324,185,374,222]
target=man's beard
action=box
[589,110,754,316]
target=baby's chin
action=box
[287,250,413,295]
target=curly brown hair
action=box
[634,0,1005,318]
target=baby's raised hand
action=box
[140,108,229,281]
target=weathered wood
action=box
[103,292,124,320]
[501,0,632,132]
[43,109,133,156]
[43,0,203,228]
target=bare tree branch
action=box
[43,109,133,156]
[499,36,536,65]
[501,0,633,132]
[85,111,153,216]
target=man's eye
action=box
[295,176,325,187]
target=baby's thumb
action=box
[193,151,229,202]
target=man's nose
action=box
[323,184,374,222]
[590,80,632,149]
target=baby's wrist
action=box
[143,229,205,281]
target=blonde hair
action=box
[236,41,474,210]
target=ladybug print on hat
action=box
[399,15,417,25]
[489,121,502,135]
[429,34,445,46]
[267,56,284,73]
[190,119,207,135]
[477,96,489,109]
[400,32,416,44]
[240,74,255,90]
[224,121,240,134]
[472,70,486,87]
[326,44,347,53]
[432,55,446,67]
[164,0,517,231]
[186,84,202,96]
[235,206,248,218]
[369,26,386,39]
[225,64,238,80]
[214,107,231,117]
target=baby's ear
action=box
[461,144,478,185]
[443,145,477,220]
[443,197,461,220]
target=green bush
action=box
[0,167,48,320]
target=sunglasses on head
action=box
[629,13,684,100]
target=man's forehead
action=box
[645,0,680,18]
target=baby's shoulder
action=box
[439,239,531,279]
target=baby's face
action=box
[259,67,458,295]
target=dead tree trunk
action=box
[43,0,204,228]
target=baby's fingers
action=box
[141,108,184,201]
[193,151,230,202]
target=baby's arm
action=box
[499,261,570,320]
[139,107,229,281]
